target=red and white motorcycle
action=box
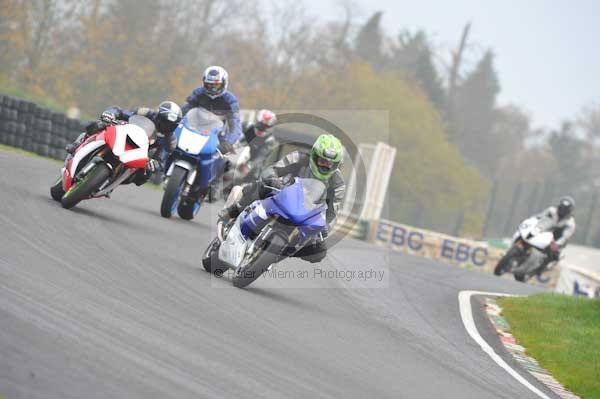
[50,115,156,209]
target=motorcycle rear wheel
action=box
[60,163,111,209]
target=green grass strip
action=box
[499,293,600,398]
[0,143,62,163]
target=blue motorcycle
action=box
[160,107,224,219]
[202,177,328,288]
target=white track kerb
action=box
[458,290,551,399]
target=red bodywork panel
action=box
[105,124,148,169]
[104,125,117,150]
[62,131,107,191]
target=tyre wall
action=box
[0,95,87,160]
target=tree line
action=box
[1,0,598,236]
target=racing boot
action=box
[65,132,87,154]
[216,185,244,240]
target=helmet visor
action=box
[316,156,334,172]
[204,81,223,95]
[255,122,270,133]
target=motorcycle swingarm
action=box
[92,168,134,197]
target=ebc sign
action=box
[376,221,424,251]
[375,220,489,267]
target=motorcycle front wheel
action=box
[50,177,65,201]
[160,166,187,218]
[201,237,228,275]
[493,246,521,276]
[232,234,286,288]
[60,163,111,209]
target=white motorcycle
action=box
[494,216,558,282]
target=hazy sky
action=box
[303,0,600,129]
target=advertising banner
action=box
[370,219,561,288]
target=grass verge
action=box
[0,143,62,164]
[499,293,600,398]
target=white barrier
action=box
[368,219,561,289]
[555,263,600,298]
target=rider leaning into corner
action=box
[181,65,242,154]
[534,196,576,272]
[218,134,346,263]
[243,109,278,162]
[65,100,183,185]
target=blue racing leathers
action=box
[181,87,242,145]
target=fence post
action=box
[503,183,523,236]
[526,183,540,217]
[583,191,598,245]
[453,211,464,236]
[483,180,498,238]
[537,178,553,211]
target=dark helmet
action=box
[557,196,575,219]
[156,101,182,133]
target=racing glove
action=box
[548,241,560,261]
[146,159,159,174]
[218,139,234,155]
[268,174,293,189]
[100,110,117,124]
[84,120,108,135]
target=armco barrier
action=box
[0,95,86,160]
[367,218,561,289]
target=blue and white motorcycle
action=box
[202,177,328,288]
[160,107,225,219]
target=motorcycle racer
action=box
[64,101,182,185]
[244,109,278,162]
[534,196,576,272]
[218,134,345,263]
[181,66,242,154]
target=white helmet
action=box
[203,66,228,99]
[254,109,277,137]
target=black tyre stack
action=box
[0,94,87,160]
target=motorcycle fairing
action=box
[64,134,106,191]
[176,126,219,155]
[218,217,248,268]
[526,231,554,251]
[239,180,327,239]
[104,124,149,169]
[167,107,223,188]
[515,216,554,250]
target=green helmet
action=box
[309,134,343,180]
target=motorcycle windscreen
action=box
[175,108,222,155]
[272,178,327,226]
[128,115,156,142]
[182,107,223,133]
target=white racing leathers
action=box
[535,206,576,248]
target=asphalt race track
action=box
[0,149,561,399]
